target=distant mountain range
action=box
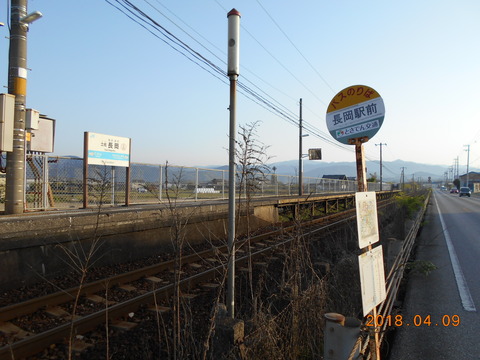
[261,159,474,183]
[49,156,473,184]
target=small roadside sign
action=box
[358,245,387,317]
[308,148,322,160]
[326,85,385,145]
[355,191,380,249]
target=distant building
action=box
[322,175,348,181]
[211,178,225,185]
[459,171,480,190]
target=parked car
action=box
[450,188,459,193]
[459,187,471,197]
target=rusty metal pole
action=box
[352,137,368,192]
[352,136,382,359]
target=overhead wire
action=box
[213,0,328,107]
[106,0,384,163]
[147,0,303,124]
[106,0,308,136]
[144,0,227,67]
[105,2,299,123]
[149,0,303,108]
[251,2,397,166]
[254,0,336,94]
[240,1,383,160]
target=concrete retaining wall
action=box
[0,202,277,290]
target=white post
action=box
[227,8,240,319]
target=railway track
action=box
[0,196,396,358]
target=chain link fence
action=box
[0,154,389,212]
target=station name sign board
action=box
[85,132,130,167]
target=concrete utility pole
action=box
[5,0,42,214]
[453,157,458,180]
[456,156,459,180]
[464,145,470,188]
[375,143,386,191]
[400,167,405,191]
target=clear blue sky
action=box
[1,0,480,173]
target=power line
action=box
[254,0,336,94]
[106,0,369,160]
[213,0,329,106]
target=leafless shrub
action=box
[52,166,111,359]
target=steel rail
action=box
[1,196,395,322]
[0,235,287,359]
[0,194,397,358]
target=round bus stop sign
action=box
[326,85,385,144]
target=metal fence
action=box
[0,154,390,212]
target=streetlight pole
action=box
[5,0,42,214]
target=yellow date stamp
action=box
[365,314,461,327]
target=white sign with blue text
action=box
[86,132,130,167]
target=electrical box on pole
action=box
[26,108,40,130]
[27,115,56,153]
[0,94,15,152]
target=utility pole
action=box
[400,167,405,191]
[453,157,459,180]
[298,98,303,196]
[5,0,42,214]
[375,143,386,191]
[456,156,459,180]
[452,159,457,180]
[464,145,470,188]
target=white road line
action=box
[434,194,476,312]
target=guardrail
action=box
[0,154,391,212]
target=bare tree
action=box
[55,165,111,359]
[235,121,272,312]
[236,121,272,224]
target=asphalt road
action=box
[389,189,480,359]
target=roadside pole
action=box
[298,98,303,196]
[351,137,368,192]
[83,132,89,208]
[226,8,240,319]
[352,136,381,360]
[325,85,386,359]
